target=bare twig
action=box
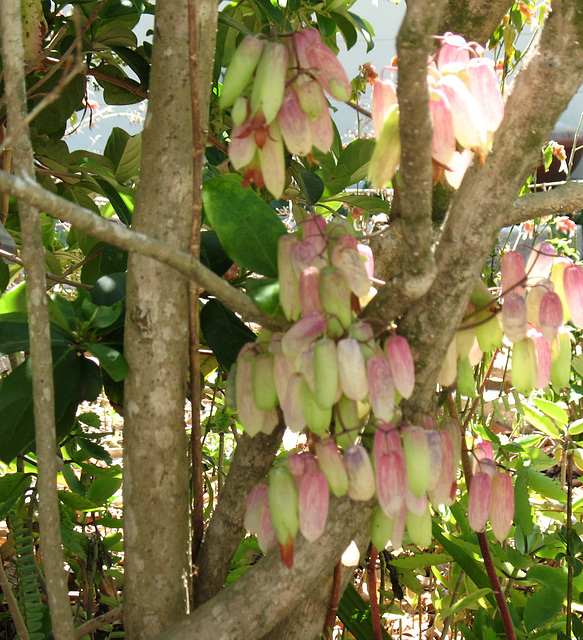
[0,1,76,638]
[0,558,30,640]
[0,170,288,332]
[74,606,123,639]
[323,561,343,639]
[367,545,383,640]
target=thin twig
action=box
[0,557,30,640]
[323,561,343,639]
[74,606,123,639]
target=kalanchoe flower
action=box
[369,104,401,188]
[316,439,349,497]
[309,104,335,154]
[551,256,574,322]
[551,327,572,389]
[437,32,471,70]
[313,338,340,410]
[357,243,375,280]
[539,291,563,343]
[429,430,456,506]
[278,86,313,156]
[344,444,376,501]
[374,427,406,516]
[563,264,583,329]
[406,504,432,548]
[402,425,431,498]
[367,355,396,422]
[303,383,332,435]
[250,41,288,125]
[245,484,277,553]
[269,466,300,568]
[295,455,330,543]
[502,294,527,344]
[235,354,264,437]
[278,235,301,321]
[281,374,307,432]
[273,352,294,402]
[253,353,278,411]
[468,471,492,532]
[526,241,555,285]
[467,57,504,134]
[385,336,415,399]
[528,326,551,389]
[220,36,265,109]
[429,88,456,168]
[372,76,398,135]
[370,506,394,551]
[501,250,527,297]
[299,266,324,316]
[281,311,328,357]
[526,278,554,328]
[293,76,326,120]
[319,266,353,337]
[331,243,371,297]
[512,337,538,395]
[490,472,514,542]
[337,338,369,402]
[425,430,443,492]
[406,487,428,516]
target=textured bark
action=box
[156,497,376,640]
[438,0,514,44]
[193,420,286,606]
[0,3,75,638]
[122,0,194,635]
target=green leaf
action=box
[522,405,560,438]
[200,230,234,277]
[112,46,150,89]
[298,171,325,206]
[104,127,142,183]
[81,297,124,328]
[514,465,533,535]
[87,476,123,504]
[0,281,28,314]
[62,464,87,496]
[77,437,113,465]
[532,398,568,426]
[200,299,256,370]
[91,273,127,307]
[526,468,566,502]
[438,588,492,620]
[95,179,133,225]
[317,14,336,37]
[527,565,568,592]
[31,73,85,136]
[0,473,32,519]
[0,260,8,294]
[84,343,129,382]
[58,490,101,512]
[339,138,376,183]
[389,552,452,569]
[337,583,392,639]
[0,312,73,355]
[569,418,583,435]
[216,11,254,37]
[325,193,390,216]
[331,11,358,50]
[202,178,287,277]
[347,11,375,52]
[523,586,564,631]
[244,278,280,315]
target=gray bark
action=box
[122,0,195,635]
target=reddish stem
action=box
[367,546,383,640]
[323,561,343,639]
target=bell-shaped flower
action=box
[235,355,264,437]
[278,235,301,321]
[406,487,428,517]
[406,504,432,548]
[292,238,328,274]
[467,57,504,133]
[294,76,326,120]
[438,74,487,152]
[370,506,394,551]
[551,256,574,322]
[245,484,277,553]
[259,120,285,198]
[316,438,349,497]
[280,374,307,432]
[296,456,329,542]
[357,243,374,280]
[429,87,456,168]
[526,278,554,328]
[273,352,295,402]
[563,264,583,329]
[501,250,526,297]
[437,32,471,72]
[344,444,376,501]
[331,243,371,297]
[281,311,328,358]
[539,291,563,343]
[253,352,278,411]
[372,76,398,135]
[303,214,327,251]
[425,430,443,492]
[367,355,395,422]
[369,104,401,188]
[309,104,334,154]
[502,294,527,344]
[551,327,572,389]
[278,86,313,156]
[468,471,492,532]
[402,425,431,498]
[220,36,265,108]
[250,41,288,125]
[389,503,407,549]
[445,148,473,189]
[313,337,340,410]
[385,335,415,399]
[269,466,300,568]
[526,241,555,285]
[490,472,514,542]
[429,430,456,507]
[319,266,353,337]
[299,266,324,316]
[337,338,368,401]
[528,326,551,389]
[303,383,332,435]
[374,428,406,516]
[512,337,538,395]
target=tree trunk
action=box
[122,0,194,636]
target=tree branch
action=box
[0,1,76,638]
[506,180,583,226]
[156,496,376,640]
[438,0,513,45]
[0,170,287,332]
[394,0,446,301]
[193,419,286,606]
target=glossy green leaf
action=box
[0,312,73,355]
[0,473,33,520]
[200,230,234,277]
[0,260,8,294]
[87,476,123,504]
[245,278,280,315]
[337,583,392,639]
[438,588,492,620]
[0,282,28,314]
[532,398,568,426]
[31,72,85,136]
[331,11,358,50]
[200,299,256,371]
[84,343,129,381]
[298,171,325,206]
[112,46,150,89]
[95,179,133,225]
[317,14,336,37]
[523,586,564,631]
[325,193,391,216]
[77,437,113,465]
[522,405,560,438]
[104,127,142,183]
[514,465,533,535]
[348,11,375,52]
[389,552,452,569]
[569,418,583,435]
[526,468,566,502]
[527,565,568,592]
[202,178,287,277]
[91,273,127,307]
[62,464,87,496]
[58,490,101,512]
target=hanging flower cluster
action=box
[438,241,583,397]
[220,29,351,198]
[468,439,514,541]
[232,216,469,566]
[369,32,505,189]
